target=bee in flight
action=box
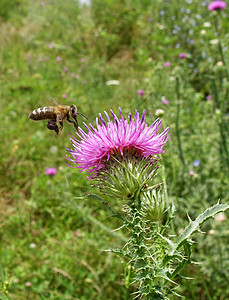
[29,104,86,134]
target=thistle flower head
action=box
[66,108,169,200]
[208,1,226,11]
[45,167,57,176]
[179,53,186,58]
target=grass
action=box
[0,0,229,299]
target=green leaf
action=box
[157,233,177,251]
[168,243,191,280]
[177,202,229,247]
[157,269,177,285]
[103,248,132,258]
[163,203,229,264]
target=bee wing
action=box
[48,97,59,106]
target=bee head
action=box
[70,104,78,118]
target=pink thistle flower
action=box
[82,80,86,85]
[206,95,212,100]
[25,282,32,287]
[45,168,57,176]
[81,58,86,63]
[179,53,186,58]
[73,231,79,237]
[45,57,49,61]
[208,1,226,11]
[56,56,61,62]
[161,99,170,105]
[163,62,170,67]
[66,108,170,179]
[63,67,68,72]
[138,89,145,96]
[48,43,53,49]
[62,94,67,99]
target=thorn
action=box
[187,213,193,222]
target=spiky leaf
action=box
[177,203,229,247]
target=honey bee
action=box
[29,104,86,134]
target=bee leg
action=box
[54,124,59,135]
[56,114,63,130]
[47,120,59,135]
[66,116,73,124]
[73,120,79,132]
[67,116,79,132]
[59,121,64,131]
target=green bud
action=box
[93,150,159,202]
[142,184,165,221]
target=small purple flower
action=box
[208,1,226,11]
[40,1,45,6]
[48,43,53,49]
[45,168,57,176]
[206,95,212,100]
[63,67,68,72]
[138,89,145,96]
[25,282,32,287]
[147,17,153,22]
[163,62,171,67]
[45,57,49,61]
[179,53,186,58]
[56,56,61,62]
[66,108,170,178]
[161,99,170,105]
[193,160,201,167]
[81,58,86,63]
[189,170,195,176]
[82,81,86,85]
[62,94,67,99]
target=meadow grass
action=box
[0,0,229,299]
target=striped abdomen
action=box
[29,107,56,120]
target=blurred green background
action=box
[0,0,229,299]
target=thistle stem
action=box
[211,71,229,170]
[127,198,166,299]
[175,77,185,166]
[212,13,229,170]
[214,13,229,80]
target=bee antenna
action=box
[77,112,87,120]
